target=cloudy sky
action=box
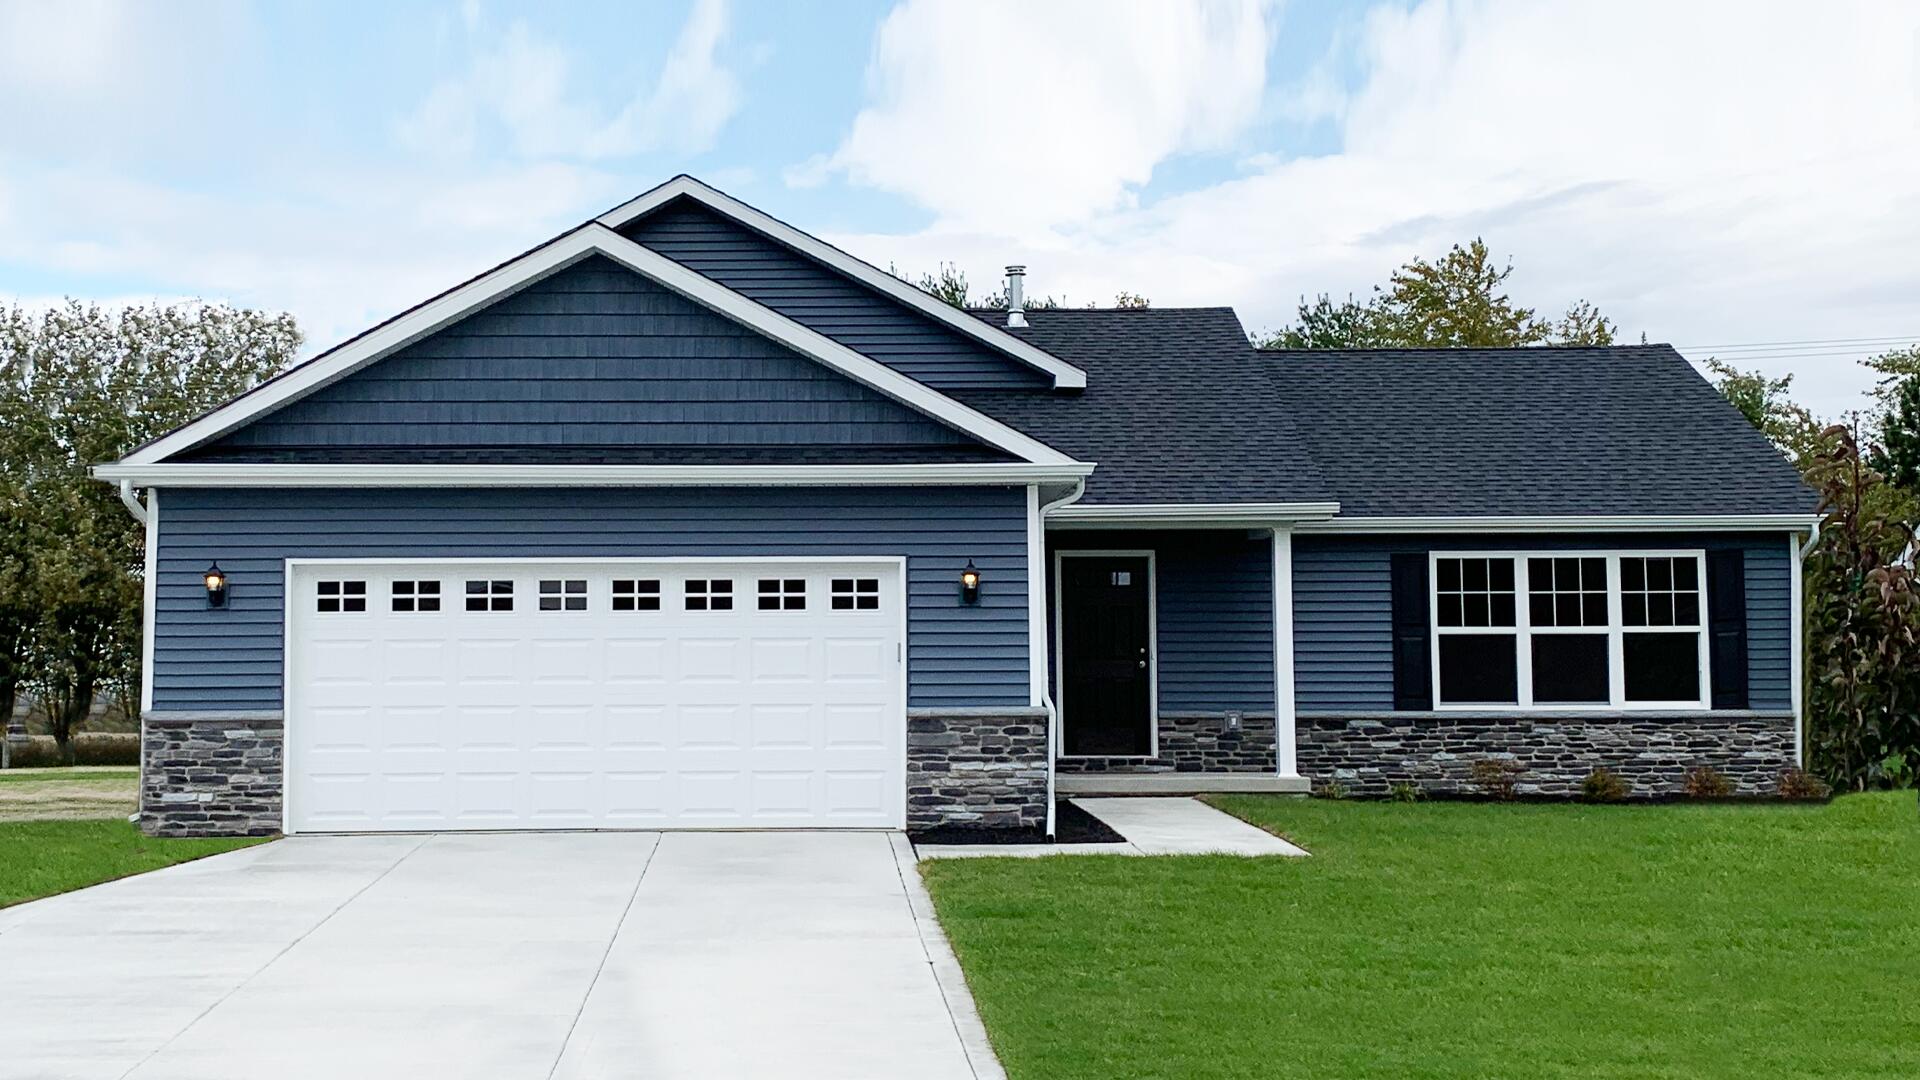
[2,0,1916,417]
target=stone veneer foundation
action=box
[905,706,1050,829]
[1054,711,1277,774]
[1295,711,1797,797]
[141,713,284,837]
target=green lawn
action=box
[921,793,1920,1080]
[0,820,270,907]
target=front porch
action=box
[1044,527,1304,793]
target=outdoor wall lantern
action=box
[203,563,229,608]
[959,560,982,605]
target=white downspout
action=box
[117,479,148,526]
[1791,518,1820,769]
[1037,479,1086,838]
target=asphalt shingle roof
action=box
[952,308,1333,505]
[958,310,1813,516]
[1263,345,1816,517]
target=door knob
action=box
[1137,660,1147,669]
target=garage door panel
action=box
[288,560,905,832]
[824,703,888,749]
[604,705,670,748]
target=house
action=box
[95,175,1817,837]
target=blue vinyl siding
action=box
[1049,531,1275,714]
[623,199,1050,391]
[1292,532,1795,712]
[201,257,984,454]
[151,486,1029,711]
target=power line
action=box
[1676,334,1919,352]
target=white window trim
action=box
[1429,549,1712,712]
[1053,549,1159,759]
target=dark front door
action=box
[1060,555,1153,756]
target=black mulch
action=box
[908,799,1126,846]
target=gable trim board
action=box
[119,225,1084,470]
[1048,502,1342,527]
[1293,514,1820,534]
[596,175,1088,390]
[95,461,1093,487]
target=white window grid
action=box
[539,579,588,612]
[390,580,441,613]
[1430,550,1710,711]
[757,578,807,611]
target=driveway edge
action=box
[888,832,1008,1080]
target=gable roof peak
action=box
[596,175,1088,390]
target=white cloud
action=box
[801,0,1276,233]
[826,0,1920,418]
[0,159,629,359]
[396,0,742,161]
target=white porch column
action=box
[1271,527,1300,779]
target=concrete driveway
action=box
[0,832,998,1080]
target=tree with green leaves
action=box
[1865,345,1920,495]
[1,301,300,761]
[894,263,1140,311]
[1801,421,1920,790]
[1254,238,1617,349]
[1701,356,1824,468]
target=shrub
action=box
[1682,765,1733,798]
[1777,768,1832,801]
[1468,758,1524,800]
[1315,778,1351,800]
[1580,767,1632,802]
[0,733,138,769]
[1387,780,1423,803]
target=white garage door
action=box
[285,560,904,833]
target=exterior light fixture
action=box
[204,563,228,608]
[959,560,982,604]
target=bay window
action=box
[1432,551,1709,710]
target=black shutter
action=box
[1390,553,1432,711]
[1706,549,1749,709]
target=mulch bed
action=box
[909,799,1126,846]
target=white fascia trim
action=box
[120,225,1081,469]
[595,175,1088,390]
[91,462,1095,488]
[1047,501,1341,527]
[1294,513,1822,534]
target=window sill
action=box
[1299,709,1793,722]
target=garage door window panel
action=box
[685,579,733,611]
[540,579,588,612]
[758,578,806,611]
[391,580,441,613]
[612,579,661,611]
[317,580,366,613]
[466,579,513,612]
[832,578,880,611]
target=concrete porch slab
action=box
[1056,773,1311,795]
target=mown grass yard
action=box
[0,769,269,907]
[0,766,139,822]
[921,792,1920,1080]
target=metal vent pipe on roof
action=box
[1005,265,1027,328]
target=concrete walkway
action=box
[918,797,1310,859]
[0,832,1000,1080]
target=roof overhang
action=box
[92,461,1097,489]
[116,224,1083,470]
[596,175,1088,390]
[1046,501,1342,529]
[1292,513,1822,534]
